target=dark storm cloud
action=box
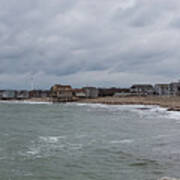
[0,0,180,89]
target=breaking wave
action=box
[24,135,83,158]
[110,139,134,144]
[167,111,180,120]
[73,103,180,121]
[0,100,52,105]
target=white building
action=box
[83,87,99,98]
[169,82,180,96]
[130,84,154,95]
[154,84,169,96]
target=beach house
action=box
[73,89,86,98]
[2,90,16,100]
[169,82,180,96]
[83,87,99,98]
[16,90,29,99]
[154,84,169,96]
[130,84,154,95]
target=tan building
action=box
[51,84,73,102]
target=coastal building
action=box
[114,92,132,97]
[83,87,99,98]
[0,90,5,99]
[40,90,51,98]
[29,90,42,98]
[169,82,180,96]
[130,84,154,95]
[98,88,130,97]
[16,90,29,99]
[2,90,16,100]
[50,84,73,101]
[29,90,51,98]
[154,84,169,96]
[73,89,86,98]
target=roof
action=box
[83,87,97,90]
[51,84,72,92]
[155,84,169,87]
[169,82,180,86]
[53,84,72,88]
[72,89,85,93]
[131,84,153,89]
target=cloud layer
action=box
[0,0,180,89]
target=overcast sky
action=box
[0,0,180,89]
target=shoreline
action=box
[1,96,180,112]
[77,96,180,111]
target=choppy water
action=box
[0,101,180,180]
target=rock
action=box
[158,177,180,180]
[167,107,180,111]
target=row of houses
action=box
[1,81,180,101]
[0,85,100,101]
[0,90,51,100]
[155,82,180,96]
[50,82,180,102]
[129,81,180,96]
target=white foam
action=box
[148,106,167,113]
[0,100,52,105]
[74,103,147,111]
[73,103,180,121]
[26,147,40,155]
[39,136,66,143]
[73,103,109,108]
[110,139,134,144]
[73,103,164,111]
[167,111,180,120]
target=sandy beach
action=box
[78,96,180,111]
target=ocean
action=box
[0,101,180,180]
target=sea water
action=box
[0,101,180,180]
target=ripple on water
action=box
[129,158,160,168]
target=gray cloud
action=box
[0,0,180,89]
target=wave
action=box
[73,102,180,121]
[110,139,134,144]
[26,147,41,155]
[24,135,83,158]
[70,102,109,108]
[0,100,52,105]
[39,136,66,143]
[167,111,180,120]
[72,102,165,113]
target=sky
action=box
[0,0,180,89]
